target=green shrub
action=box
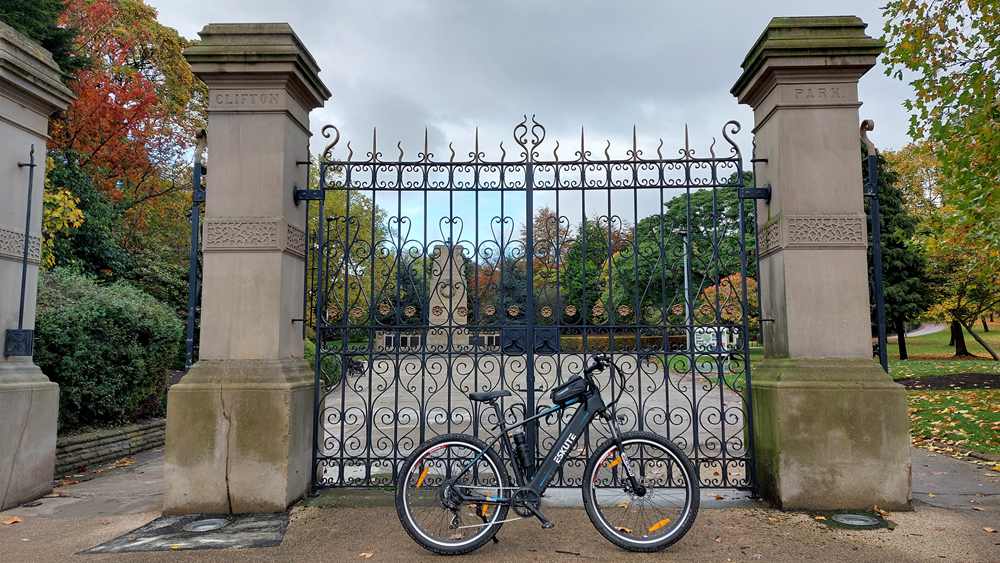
[560,334,686,353]
[35,268,183,429]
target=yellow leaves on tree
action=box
[42,157,85,269]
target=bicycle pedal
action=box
[527,504,554,529]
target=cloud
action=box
[152,0,914,160]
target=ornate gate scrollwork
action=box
[305,116,759,490]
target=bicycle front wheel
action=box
[582,431,699,552]
[395,433,510,555]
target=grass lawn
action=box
[907,389,1000,457]
[889,320,1000,380]
[887,321,1000,458]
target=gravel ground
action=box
[3,503,998,562]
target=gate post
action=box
[164,23,330,514]
[732,16,910,509]
[0,21,74,510]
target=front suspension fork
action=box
[604,410,646,496]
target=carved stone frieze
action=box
[285,224,306,258]
[759,214,866,257]
[203,216,305,258]
[0,225,41,264]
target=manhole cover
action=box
[830,513,883,528]
[182,518,229,533]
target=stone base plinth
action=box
[0,360,58,510]
[751,358,911,510]
[163,359,314,514]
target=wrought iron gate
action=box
[305,117,759,490]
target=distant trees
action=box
[864,149,934,360]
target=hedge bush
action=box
[35,268,183,429]
[560,334,687,353]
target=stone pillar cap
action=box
[0,20,75,113]
[731,16,884,105]
[184,23,332,111]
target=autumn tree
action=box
[883,0,1000,249]
[54,0,206,212]
[0,0,88,75]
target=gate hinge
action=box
[739,185,771,204]
[293,186,323,206]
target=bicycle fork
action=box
[605,411,647,497]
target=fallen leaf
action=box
[714,495,725,501]
[984,527,997,534]
[873,505,890,517]
[814,515,827,521]
[927,492,936,498]
[713,536,722,543]
[2,516,22,525]
[972,507,984,512]
[993,464,1000,473]
[359,552,375,559]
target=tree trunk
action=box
[951,319,970,357]
[982,317,990,332]
[948,325,955,346]
[961,320,1000,361]
[895,316,908,360]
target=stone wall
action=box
[55,419,165,477]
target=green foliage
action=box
[0,0,89,76]
[561,219,610,324]
[607,180,754,323]
[34,268,183,428]
[883,0,1000,249]
[46,151,132,278]
[863,150,935,330]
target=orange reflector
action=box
[415,467,430,488]
[607,456,622,469]
[480,504,489,517]
[648,518,671,533]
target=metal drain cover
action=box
[182,518,228,532]
[830,513,883,528]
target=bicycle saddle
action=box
[468,390,512,402]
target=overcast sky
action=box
[152,1,913,156]
[151,1,916,243]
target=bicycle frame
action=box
[447,372,633,507]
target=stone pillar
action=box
[732,16,910,509]
[427,244,469,349]
[0,22,74,510]
[164,23,330,514]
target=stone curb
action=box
[55,419,165,477]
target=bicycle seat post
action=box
[489,399,506,433]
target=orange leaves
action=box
[54,0,205,212]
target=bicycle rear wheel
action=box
[582,431,699,552]
[395,433,510,555]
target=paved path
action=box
[889,322,947,341]
[2,446,999,561]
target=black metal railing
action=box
[306,117,759,490]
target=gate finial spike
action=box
[684,124,690,155]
